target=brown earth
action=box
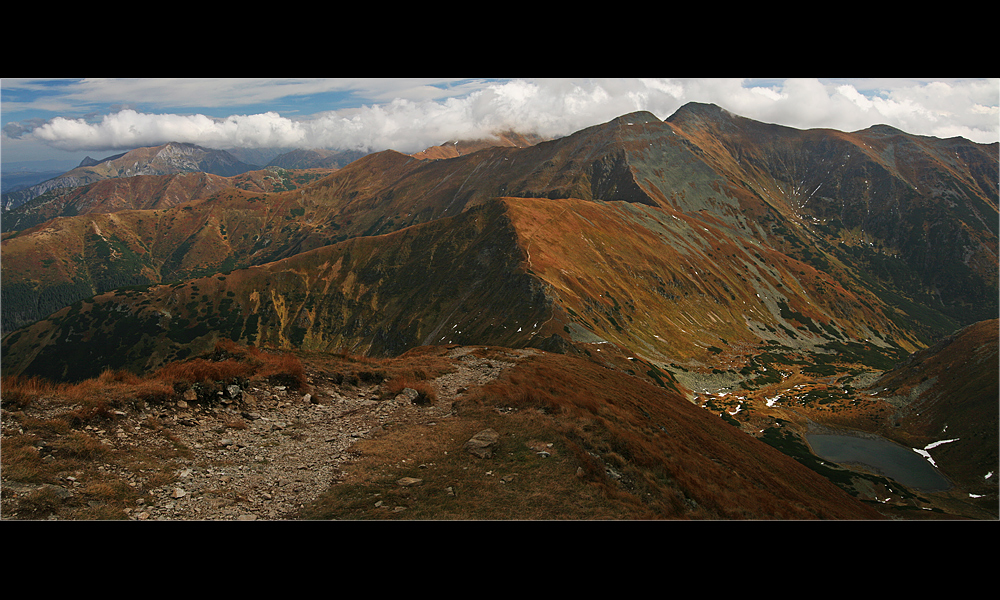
[1,345,526,520]
[2,341,900,521]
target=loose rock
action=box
[464,428,500,458]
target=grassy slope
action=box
[0,200,550,380]
[298,347,887,520]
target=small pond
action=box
[805,433,951,492]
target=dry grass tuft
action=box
[0,375,56,410]
[256,352,308,390]
[383,373,437,405]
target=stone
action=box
[226,385,242,400]
[395,388,420,403]
[397,477,424,487]
[464,428,500,458]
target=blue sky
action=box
[2,78,997,166]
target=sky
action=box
[2,77,997,167]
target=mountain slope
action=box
[864,318,998,501]
[410,130,548,160]
[1,167,336,234]
[1,200,550,380]
[659,103,1000,334]
[0,160,395,331]
[265,148,370,169]
[2,104,996,371]
[0,195,921,384]
[502,196,914,362]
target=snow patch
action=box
[924,438,959,450]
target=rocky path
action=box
[116,346,530,521]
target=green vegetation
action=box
[759,427,856,489]
[817,340,905,371]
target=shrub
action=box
[258,352,307,390]
[0,375,55,410]
[54,431,110,460]
[154,357,257,386]
[384,374,436,404]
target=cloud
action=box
[27,110,309,151]
[12,78,1000,155]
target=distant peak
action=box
[857,124,906,136]
[666,102,733,123]
[78,151,127,167]
[613,111,661,125]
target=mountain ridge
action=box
[3,103,995,345]
[2,102,997,520]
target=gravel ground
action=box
[2,346,533,521]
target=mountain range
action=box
[0,143,260,212]
[1,102,997,519]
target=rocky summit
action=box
[1,103,997,520]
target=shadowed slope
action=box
[1,201,551,381]
[660,103,999,333]
[864,318,998,502]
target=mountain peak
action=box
[78,151,127,168]
[856,124,907,137]
[613,111,661,125]
[665,102,736,125]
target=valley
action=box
[2,103,997,520]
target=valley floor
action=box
[675,362,998,520]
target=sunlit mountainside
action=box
[2,102,996,520]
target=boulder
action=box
[464,428,500,458]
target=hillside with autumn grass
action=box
[2,339,889,520]
[2,103,997,520]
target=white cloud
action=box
[15,78,1000,155]
[30,110,309,151]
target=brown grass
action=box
[383,372,437,405]
[299,349,885,520]
[0,375,55,410]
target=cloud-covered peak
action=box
[6,78,998,160]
